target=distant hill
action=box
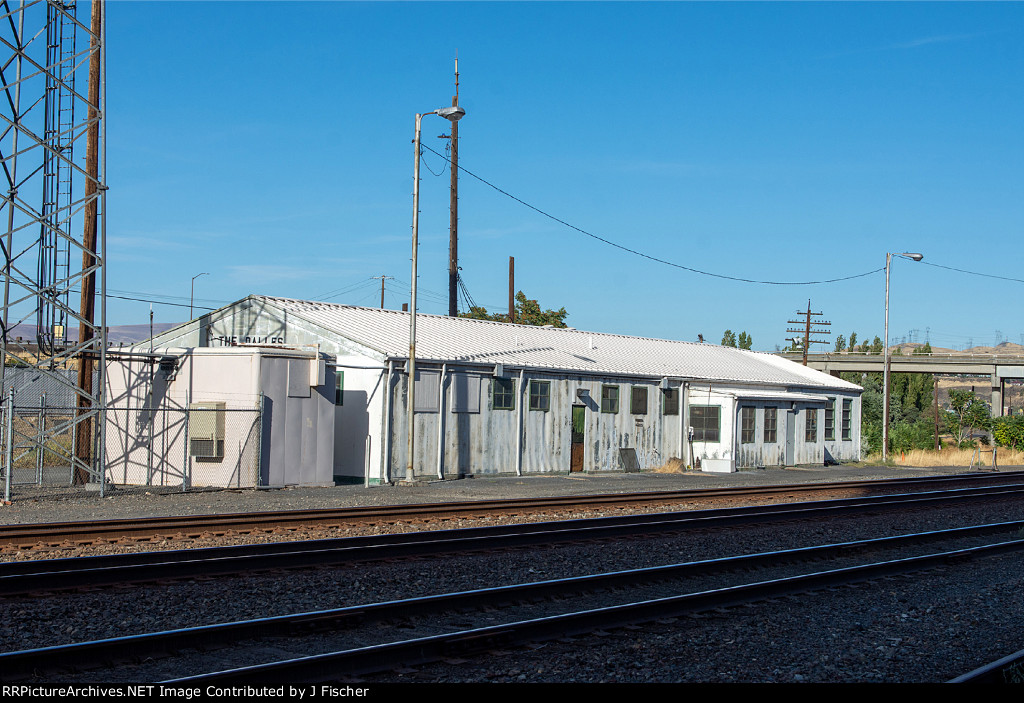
[5,322,182,346]
[890,341,1024,355]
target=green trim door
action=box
[570,405,586,472]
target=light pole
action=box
[406,105,465,484]
[190,272,209,320]
[882,252,923,462]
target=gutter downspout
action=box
[382,360,394,484]
[681,381,690,468]
[436,363,447,480]
[515,368,525,476]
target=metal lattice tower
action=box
[0,0,106,489]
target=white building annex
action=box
[123,295,863,486]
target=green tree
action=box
[945,389,991,448]
[870,336,884,355]
[834,335,846,353]
[460,291,568,327]
[848,332,858,352]
[737,331,752,350]
[993,416,1024,450]
[721,330,737,347]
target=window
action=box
[452,374,481,413]
[601,385,619,413]
[690,405,720,443]
[529,380,550,411]
[492,378,515,410]
[334,369,344,406]
[805,408,818,442]
[414,370,440,412]
[824,398,835,440]
[740,406,755,443]
[764,407,777,443]
[631,386,648,415]
[662,388,679,415]
[842,399,852,440]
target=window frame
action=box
[528,380,550,412]
[824,398,835,441]
[630,386,648,415]
[334,369,344,406]
[662,387,679,415]
[740,406,755,444]
[763,406,777,443]
[842,399,852,441]
[805,407,818,442]
[601,385,620,414]
[690,405,721,443]
[492,378,516,411]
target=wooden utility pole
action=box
[372,275,393,309]
[74,0,102,485]
[447,57,460,317]
[786,300,831,366]
[508,256,515,323]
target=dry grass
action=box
[889,446,1024,468]
[653,457,690,474]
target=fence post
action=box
[182,397,191,492]
[3,393,11,502]
[993,447,998,472]
[35,394,44,485]
[255,393,264,487]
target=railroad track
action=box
[3,482,1024,597]
[3,471,1023,549]
[3,519,1022,682]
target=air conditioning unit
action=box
[189,401,225,459]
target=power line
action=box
[419,143,884,286]
[920,261,1024,284]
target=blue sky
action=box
[104,1,1023,351]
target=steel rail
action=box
[166,537,1024,683]
[950,648,1024,683]
[4,520,1022,682]
[3,471,1022,547]
[3,484,1024,597]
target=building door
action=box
[570,405,585,472]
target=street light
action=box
[190,272,209,321]
[883,252,923,462]
[406,105,466,484]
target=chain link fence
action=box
[1,398,262,502]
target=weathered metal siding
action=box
[824,392,862,463]
[387,370,685,477]
[732,391,861,468]
[735,401,788,468]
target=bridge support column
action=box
[992,373,1003,418]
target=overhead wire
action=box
[419,143,884,286]
[920,261,1024,285]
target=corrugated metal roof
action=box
[250,296,860,392]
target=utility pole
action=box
[74,0,103,485]
[371,275,393,309]
[447,56,460,317]
[786,300,831,366]
[508,256,515,323]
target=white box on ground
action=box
[701,458,736,473]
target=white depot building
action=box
[108,295,862,487]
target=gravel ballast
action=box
[2,466,1023,683]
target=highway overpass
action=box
[777,351,1024,416]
